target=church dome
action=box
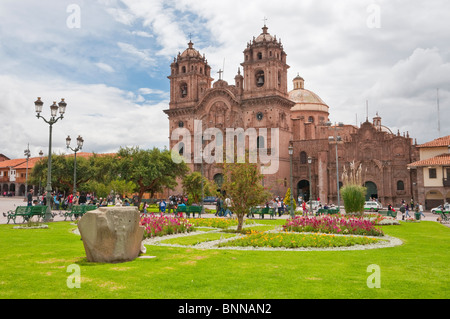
[254,25,274,43]
[180,40,202,59]
[289,75,329,113]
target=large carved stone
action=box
[78,206,145,263]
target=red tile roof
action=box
[408,153,450,167]
[417,135,450,148]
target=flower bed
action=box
[188,217,254,229]
[140,214,194,238]
[282,215,384,237]
[218,231,381,249]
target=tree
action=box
[116,146,189,202]
[284,187,296,210]
[182,171,215,205]
[220,161,272,231]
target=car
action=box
[431,203,450,214]
[306,200,320,210]
[203,196,218,204]
[364,201,382,212]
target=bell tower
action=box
[168,40,213,109]
[241,24,290,99]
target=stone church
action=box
[164,24,418,207]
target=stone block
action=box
[78,206,145,263]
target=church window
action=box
[255,70,264,87]
[308,116,314,123]
[180,83,188,98]
[257,52,262,60]
[200,67,203,73]
[270,51,272,57]
[396,180,404,191]
[178,142,184,155]
[300,151,307,164]
[278,70,281,87]
[257,136,265,148]
[182,66,186,73]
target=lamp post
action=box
[24,143,31,198]
[288,144,294,218]
[326,121,343,212]
[66,135,84,197]
[200,148,204,214]
[308,156,313,215]
[38,150,43,197]
[34,97,66,221]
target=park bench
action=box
[247,207,275,219]
[64,205,97,221]
[176,205,202,218]
[434,209,450,223]
[316,208,340,216]
[378,210,397,218]
[6,205,48,224]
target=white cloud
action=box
[95,62,115,73]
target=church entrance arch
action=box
[297,180,310,202]
[364,181,378,200]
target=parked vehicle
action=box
[431,203,450,214]
[306,200,320,210]
[364,201,382,212]
[203,196,218,204]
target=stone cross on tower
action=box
[217,69,223,80]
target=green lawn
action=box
[0,219,448,299]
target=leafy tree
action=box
[116,146,189,202]
[284,187,296,210]
[182,171,215,205]
[220,161,272,231]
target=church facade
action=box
[164,25,418,207]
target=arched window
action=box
[397,180,404,191]
[308,116,314,123]
[257,52,262,60]
[300,151,307,164]
[178,142,184,155]
[180,83,187,98]
[255,70,264,87]
[257,136,265,149]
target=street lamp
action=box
[38,150,43,197]
[24,143,31,198]
[35,97,66,221]
[326,121,343,212]
[288,144,294,218]
[308,156,313,215]
[66,135,84,197]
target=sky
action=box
[1,0,449,159]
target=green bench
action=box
[6,205,48,224]
[176,205,202,218]
[378,210,397,218]
[64,205,98,221]
[316,208,340,216]
[434,210,450,223]
[247,207,275,219]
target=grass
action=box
[0,219,449,299]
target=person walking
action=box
[419,203,425,219]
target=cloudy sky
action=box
[1,0,449,159]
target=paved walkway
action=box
[0,197,448,227]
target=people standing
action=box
[27,189,34,206]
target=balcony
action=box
[444,178,450,187]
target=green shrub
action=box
[341,184,366,216]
